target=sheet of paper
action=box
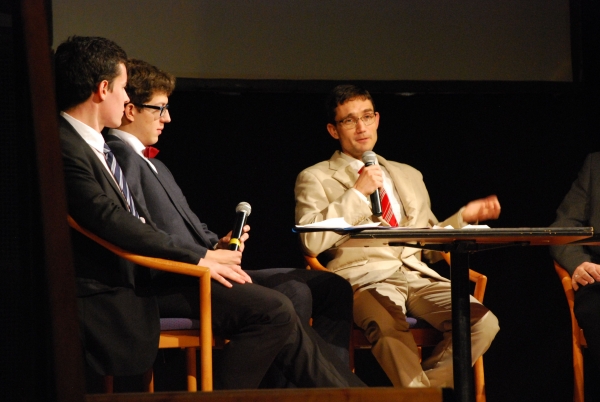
[295,217,382,230]
[432,224,491,229]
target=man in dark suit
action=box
[55,37,362,390]
[104,58,358,388]
[550,152,600,397]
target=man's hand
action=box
[572,262,600,291]
[197,258,252,288]
[205,249,243,265]
[354,164,383,197]
[216,225,250,252]
[461,195,501,223]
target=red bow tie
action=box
[143,147,159,158]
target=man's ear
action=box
[327,123,339,140]
[95,80,110,101]
[123,103,136,122]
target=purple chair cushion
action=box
[407,316,437,329]
[160,318,199,331]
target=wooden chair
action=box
[67,216,213,392]
[303,253,487,402]
[554,261,587,402]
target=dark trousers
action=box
[248,268,353,367]
[154,268,362,389]
[574,281,600,401]
[575,282,600,366]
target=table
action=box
[340,227,594,402]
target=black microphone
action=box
[362,151,382,216]
[228,202,252,251]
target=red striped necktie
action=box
[379,186,398,227]
[358,166,398,227]
[143,146,159,158]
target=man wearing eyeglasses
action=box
[104,60,364,389]
[294,84,501,388]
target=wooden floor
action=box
[85,387,447,402]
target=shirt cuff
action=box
[350,188,369,204]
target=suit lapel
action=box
[60,117,129,208]
[330,151,359,190]
[151,162,215,248]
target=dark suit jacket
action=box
[60,117,201,376]
[105,133,218,258]
[550,152,600,275]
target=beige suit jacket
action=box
[295,150,465,289]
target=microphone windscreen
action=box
[362,151,377,165]
[235,202,252,216]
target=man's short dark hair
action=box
[125,59,176,105]
[54,36,127,111]
[326,84,375,124]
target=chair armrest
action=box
[554,261,575,307]
[68,215,214,390]
[303,254,328,271]
[67,215,209,278]
[443,252,487,303]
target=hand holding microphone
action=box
[360,151,382,216]
[228,202,251,251]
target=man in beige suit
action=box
[294,84,501,388]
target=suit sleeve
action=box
[61,128,201,264]
[549,154,595,275]
[294,168,373,256]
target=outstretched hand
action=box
[461,195,501,224]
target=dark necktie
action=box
[143,146,159,158]
[103,143,139,218]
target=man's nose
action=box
[160,109,171,123]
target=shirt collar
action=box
[107,129,147,157]
[339,151,367,172]
[108,128,158,174]
[61,111,105,153]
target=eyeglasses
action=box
[336,112,376,129]
[132,103,169,117]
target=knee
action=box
[321,274,353,314]
[269,280,313,324]
[328,273,353,299]
[261,292,298,331]
[473,310,500,342]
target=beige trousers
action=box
[353,267,499,388]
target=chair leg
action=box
[186,347,198,392]
[573,343,584,402]
[103,375,114,393]
[142,368,154,393]
[473,356,485,402]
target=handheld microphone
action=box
[228,202,252,251]
[361,151,382,216]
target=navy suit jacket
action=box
[550,152,600,275]
[60,118,201,376]
[105,134,218,259]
